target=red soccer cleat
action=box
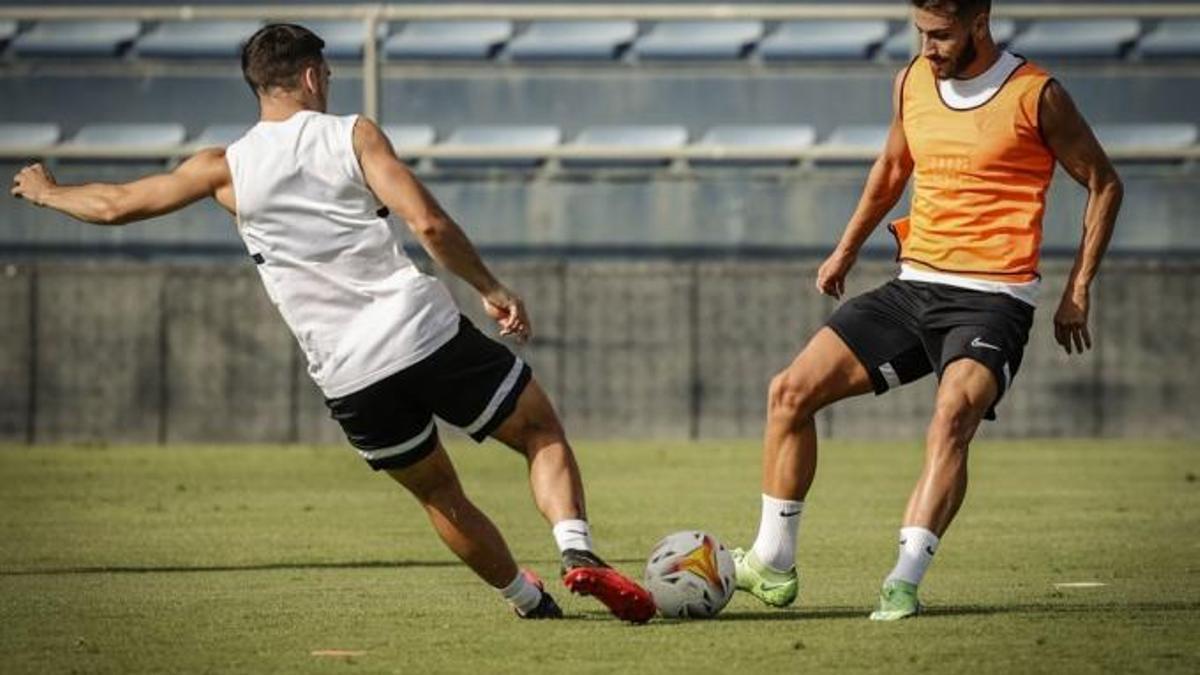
[561,549,656,624]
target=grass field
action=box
[1,439,1197,674]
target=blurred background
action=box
[0,0,1197,444]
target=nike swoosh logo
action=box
[779,510,802,518]
[924,545,936,557]
[970,337,1002,352]
[564,530,588,537]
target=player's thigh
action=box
[426,316,533,444]
[822,281,934,397]
[325,374,439,472]
[931,358,998,435]
[488,377,565,452]
[775,327,876,410]
[384,441,465,504]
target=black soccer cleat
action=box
[559,548,612,577]
[516,591,563,619]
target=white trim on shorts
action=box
[463,357,526,435]
[357,420,436,462]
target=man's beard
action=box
[948,36,979,79]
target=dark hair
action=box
[241,23,325,94]
[910,0,991,20]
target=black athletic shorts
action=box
[324,316,532,471]
[826,279,1034,420]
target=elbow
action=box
[409,215,445,243]
[91,195,128,226]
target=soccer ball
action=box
[643,530,736,618]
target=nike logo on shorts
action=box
[970,337,1002,352]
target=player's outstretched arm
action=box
[1039,80,1124,355]
[9,148,233,225]
[352,117,530,342]
[817,67,915,299]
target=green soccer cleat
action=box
[730,548,798,608]
[869,579,922,621]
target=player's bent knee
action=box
[768,370,820,422]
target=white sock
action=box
[885,526,940,586]
[552,519,593,553]
[751,494,804,572]
[499,570,543,615]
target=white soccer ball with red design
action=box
[643,530,736,618]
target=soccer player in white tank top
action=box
[11,24,655,623]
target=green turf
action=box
[1,439,1197,674]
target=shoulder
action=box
[180,147,232,187]
[350,116,393,155]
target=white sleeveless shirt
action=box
[226,110,461,398]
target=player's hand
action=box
[1053,284,1092,355]
[816,247,856,299]
[482,286,532,344]
[10,162,56,206]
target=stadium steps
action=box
[1135,20,1200,60]
[691,125,817,167]
[882,18,1016,61]
[563,125,689,168]
[1009,19,1143,60]
[0,123,62,151]
[435,125,562,168]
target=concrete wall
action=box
[0,259,1196,445]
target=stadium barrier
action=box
[1,258,1196,445]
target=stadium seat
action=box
[384,21,513,60]
[136,21,262,59]
[692,125,817,166]
[820,125,890,161]
[12,20,142,57]
[760,21,890,61]
[68,123,187,148]
[435,125,561,168]
[508,21,638,61]
[382,124,437,159]
[564,125,688,168]
[1135,20,1200,60]
[193,125,252,148]
[0,123,61,151]
[1093,123,1199,153]
[0,20,18,49]
[633,21,764,60]
[1009,19,1141,59]
[882,18,1016,60]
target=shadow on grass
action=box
[0,557,649,577]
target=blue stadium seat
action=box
[883,18,1016,60]
[1093,123,1199,152]
[1135,20,1200,60]
[1009,19,1141,59]
[382,124,437,159]
[693,125,816,166]
[0,20,18,49]
[436,125,561,168]
[304,20,385,60]
[564,125,688,168]
[634,21,763,61]
[13,20,142,58]
[760,20,889,61]
[384,21,513,60]
[508,21,638,61]
[69,123,187,148]
[820,125,889,162]
[193,124,251,148]
[136,21,261,59]
[0,123,61,151]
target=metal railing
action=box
[2,3,1199,163]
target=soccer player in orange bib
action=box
[731,0,1123,619]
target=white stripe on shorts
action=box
[878,362,902,390]
[358,420,436,462]
[464,357,525,435]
